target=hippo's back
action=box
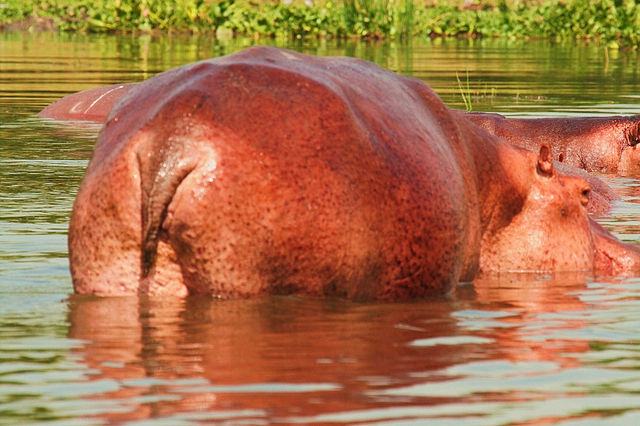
[69,46,475,300]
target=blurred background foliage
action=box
[1,0,639,47]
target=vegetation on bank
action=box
[1,0,640,47]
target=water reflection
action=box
[67,295,462,422]
[5,31,640,116]
[62,272,640,424]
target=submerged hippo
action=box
[40,83,640,177]
[39,81,640,177]
[39,83,136,123]
[465,112,640,175]
[34,81,632,216]
[38,78,620,215]
[68,46,640,300]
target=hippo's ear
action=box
[626,122,640,146]
[536,143,554,178]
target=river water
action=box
[3,31,640,424]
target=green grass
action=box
[1,0,640,47]
[456,71,473,112]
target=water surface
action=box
[3,32,640,424]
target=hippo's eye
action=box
[580,188,590,206]
[626,124,640,146]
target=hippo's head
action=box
[618,117,640,175]
[480,143,599,273]
[576,116,640,175]
[462,112,640,176]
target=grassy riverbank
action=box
[1,0,639,47]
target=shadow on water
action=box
[3,31,640,424]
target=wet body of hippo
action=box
[66,46,640,300]
[37,80,621,213]
[40,84,640,178]
[39,83,136,123]
[465,112,640,175]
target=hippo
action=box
[38,80,640,177]
[39,83,136,123]
[68,46,640,300]
[37,81,620,214]
[464,112,640,175]
[35,80,624,213]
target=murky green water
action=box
[3,31,640,424]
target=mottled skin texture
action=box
[38,83,640,177]
[38,82,619,214]
[465,112,640,175]
[68,46,640,300]
[38,84,136,123]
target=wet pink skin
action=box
[38,83,137,123]
[37,82,623,214]
[66,46,640,300]
[465,112,640,176]
[38,83,620,214]
[38,82,640,177]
